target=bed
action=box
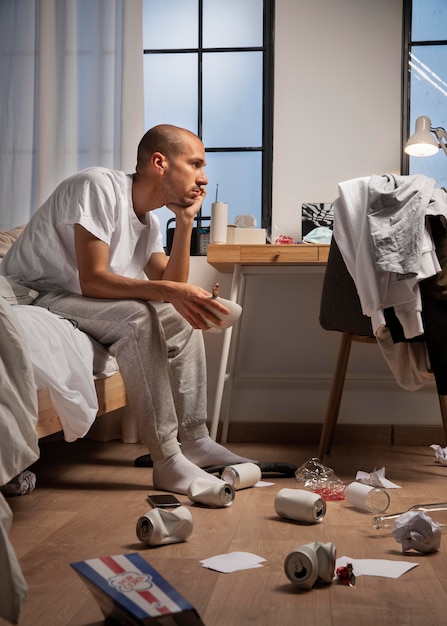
[0,227,131,624]
[0,226,128,442]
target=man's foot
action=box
[152,453,222,495]
[180,436,254,469]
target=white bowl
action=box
[202,297,242,333]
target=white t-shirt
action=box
[1,167,164,294]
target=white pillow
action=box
[0,277,39,305]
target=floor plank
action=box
[2,438,447,626]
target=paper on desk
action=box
[430,444,447,466]
[356,466,400,489]
[200,552,266,573]
[255,480,274,487]
[336,556,419,579]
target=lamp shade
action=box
[405,115,440,157]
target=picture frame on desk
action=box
[301,202,334,237]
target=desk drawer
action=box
[206,243,329,271]
[240,244,324,264]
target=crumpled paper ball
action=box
[392,510,441,554]
[430,444,447,466]
[355,466,400,489]
[295,457,345,501]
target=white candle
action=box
[210,202,228,244]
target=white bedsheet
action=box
[0,298,39,624]
[13,305,102,442]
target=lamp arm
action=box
[432,127,447,157]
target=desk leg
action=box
[220,270,247,442]
[209,264,242,441]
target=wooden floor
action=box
[3,437,447,626]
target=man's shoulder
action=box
[56,168,131,204]
[70,166,127,185]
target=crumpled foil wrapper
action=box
[295,457,345,501]
[0,470,36,496]
[392,510,441,554]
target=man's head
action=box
[136,124,201,172]
[134,124,208,210]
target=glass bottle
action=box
[372,503,447,530]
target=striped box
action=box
[71,553,205,625]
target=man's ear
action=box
[152,152,167,173]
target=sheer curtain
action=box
[0,0,143,231]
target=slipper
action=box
[204,461,297,478]
[134,453,153,468]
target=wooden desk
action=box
[207,243,329,272]
[206,243,330,441]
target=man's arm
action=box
[74,224,229,330]
[144,209,194,283]
[145,187,204,283]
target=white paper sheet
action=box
[200,552,266,573]
[255,480,274,487]
[336,555,419,579]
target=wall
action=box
[192,0,443,432]
[272,0,403,242]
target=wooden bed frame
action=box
[36,371,127,439]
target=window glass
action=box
[202,152,262,226]
[202,0,263,48]
[142,0,272,249]
[143,54,198,132]
[143,0,198,49]
[408,147,447,187]
[407,2,447,188]
[411,0,447,41]
[149,153,262,243]
[202,52,263,147]
[409,47,447,131]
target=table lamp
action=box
[405,115,447,157]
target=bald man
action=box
[1,124,250,494]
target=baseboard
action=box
[220,421,446,446]
[392,424,446,446]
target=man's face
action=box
[161,135,208,206]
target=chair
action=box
[317,237,447,461]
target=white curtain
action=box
[0,0,143,231]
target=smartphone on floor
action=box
[147,493,182,508]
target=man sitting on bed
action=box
[0,124,251,495]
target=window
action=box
[142,0,274,249]
[403,0,447,187]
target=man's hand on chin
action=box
[167,191,206,219]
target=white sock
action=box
[180,436,254,468]
[152,453,222,495]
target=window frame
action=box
[402,0,447,176]
[142,0,275,236]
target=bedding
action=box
[0,225,121,442]
[0,276,39,304]
[0,296,39,625]
[0,227,125,624]
[13,306,100,441]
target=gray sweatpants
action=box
[33,290,209,461]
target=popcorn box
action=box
[71,553,205,625]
